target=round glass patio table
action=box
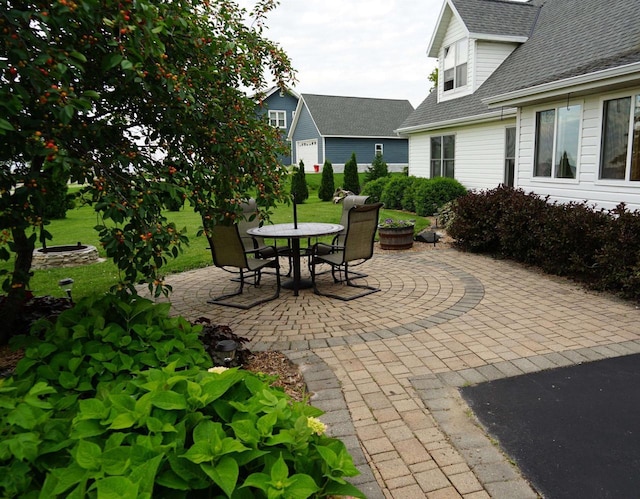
[247,222,343,296]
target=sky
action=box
[236,0,444,108]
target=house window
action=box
[443,39,468,92]
[534,104,581,179]
[430,135,455,178]
[269,110,286,128]
[375,144,383,156]
[505,127,516,187]
[600,95,640,181]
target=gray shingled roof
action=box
[301,94,414,137]
[452,0,538,38]
[484,0,640,97]
[400,0,640,131]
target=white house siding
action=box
[516,86,640,211]
[408,134,431,178]
[474,41,518,91]
[408,118,516,190]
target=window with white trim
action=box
[534,104,581,179]
[269,110,286,128]
[600,94,640,181]
[443,39,468,92]
[430,135,455,178]
[375,143,383,156]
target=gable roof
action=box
[401,0,640,132]
[428,0,537,57]
[300,94,414,137]
[483,0,640,100]
[453,0,538,38]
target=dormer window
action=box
[443,39,468,91]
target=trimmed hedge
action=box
[448,186,640,301]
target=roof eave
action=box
[428,0,464,58]
[468,33,528,44]
[396,108,517,135]
[483,61,640,108]
[322,134,405,139]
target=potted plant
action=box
[377,218,415,249]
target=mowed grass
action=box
[3,173,429,299]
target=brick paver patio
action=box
[148,242,640,498]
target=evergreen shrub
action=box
[317,160,335,201]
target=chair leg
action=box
[312,260,379,301]
[208,264,281,309]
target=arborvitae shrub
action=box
[291,160,309,203]
[317,160,335,201]
[343,153,360,194]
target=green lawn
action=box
[3,173,429,300]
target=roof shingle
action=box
[301,94,414,137]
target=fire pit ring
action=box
[32,243,103,270]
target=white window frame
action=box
[533,103,582,181]
[269,110,286,129]
[598,92,640,182]
[443,38,468,93]
[430,135,455,178]
[375,143,383,156]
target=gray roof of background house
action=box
[400,0,640,131]
[301,94,414,137]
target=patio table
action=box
[247,222,343,296]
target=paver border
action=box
[411,340,640,498]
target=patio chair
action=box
[310,195,370,277]
[309,202,383,301]
[238,198,291,272]
[206,224,281,309]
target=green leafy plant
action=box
[360,176,390,204]
[380,176,414,210]
[378,218,415,229]
[1,295,365,498]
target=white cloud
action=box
[237,0,442,107]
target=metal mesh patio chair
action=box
[309,202,383,301]
[206,224,281,309]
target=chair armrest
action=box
[312,242,344,255]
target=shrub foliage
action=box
[342,153,360,194]
[291,161,309,204]
[317,160,335,201]
[448,186,640,301]
[1,295,365,498]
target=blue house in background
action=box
[288,94,414,173]
[256,86,300,165]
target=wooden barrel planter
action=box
[378,226,415,250]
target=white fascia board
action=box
[286,98,305,141]
[427,0,467,58]
[468,32,528,43]
[395,108,516,135]
[483,61,640,108]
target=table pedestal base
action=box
[282,278,313,291]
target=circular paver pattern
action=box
[159,251,484,351]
